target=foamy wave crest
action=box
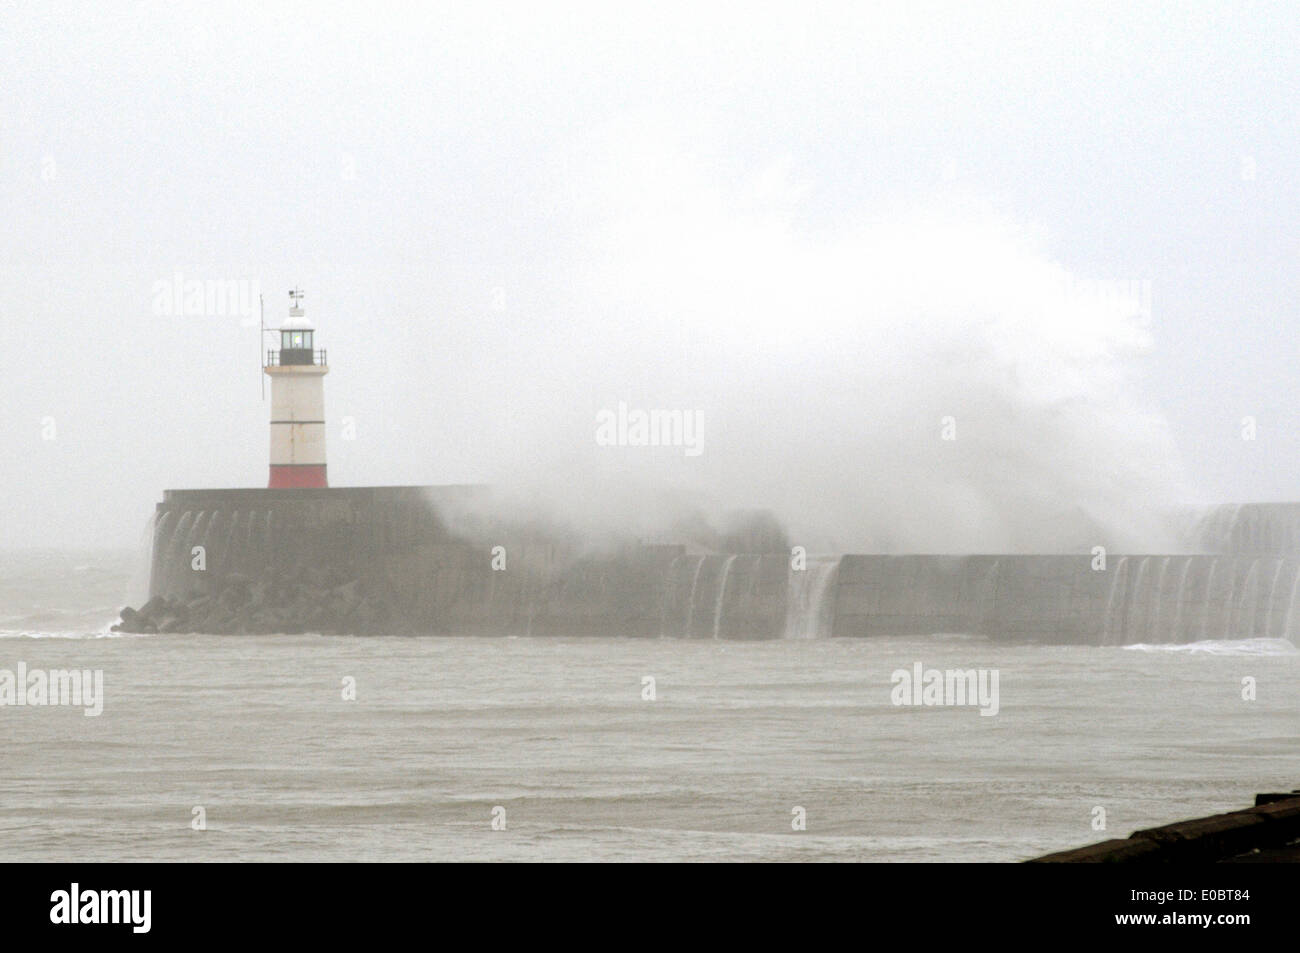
[0,622,149,640]
[1122,638,1298,657]
[1,608,122,630]
[489,134,1190,554]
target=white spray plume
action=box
[464,133,1188,554]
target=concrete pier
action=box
[124,487,1300,640]
[1030,791,1300,863]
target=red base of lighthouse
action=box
[268,465,328,489]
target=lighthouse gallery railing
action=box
[266,349,327,367]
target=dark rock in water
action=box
[112,566,395,635]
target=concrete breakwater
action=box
[1031,790,1300,862]
[1189,502,1300,555]
[113,487,1300,642]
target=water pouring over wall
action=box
[784,557,840,639]
[136,490,1300,644]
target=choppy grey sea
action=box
[2,550,1296,862]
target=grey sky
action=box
[2,1,1296,550]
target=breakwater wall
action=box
[1188,502,1300,555]
[125,487,1300,642]
[831,553,1300,643]
[1030,790,1300,863]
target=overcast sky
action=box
[2,1,1297,550]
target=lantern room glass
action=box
[281,330,313,351]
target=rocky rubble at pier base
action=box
[113,569,394,635]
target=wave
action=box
[1122,637,1298,657]
[0,607,122,629]
[0,632,155,640]
[0,620,147,640]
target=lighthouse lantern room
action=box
[264,288,329,488]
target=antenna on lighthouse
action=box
[259,293,265,401]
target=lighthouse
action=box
[264,288,329,488]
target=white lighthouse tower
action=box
[264,288,329,488]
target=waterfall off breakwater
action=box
[114,487,1300,644]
